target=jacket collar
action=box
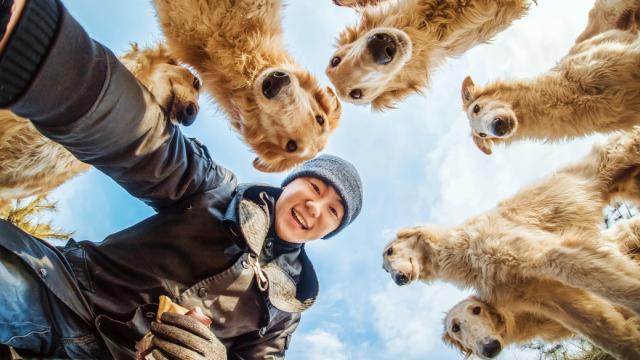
[223,183,319,313]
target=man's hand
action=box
[149,312,227,360]
[0,0,25,52]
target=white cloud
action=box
[371,282,470,359]
[296,330,349,360]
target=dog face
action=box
[443,297,505,360]
[120,44,202,127]
[245,66,342,173]
[461,76,517,155]
[327,26,414,110]
[382,226,440,286]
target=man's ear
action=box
[461,76,475,104]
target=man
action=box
[0,0,363,359]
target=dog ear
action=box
[472,134,493,155]
[396,226,426,241]
[461,76,475,104]
[371,85,420,112]
[325,86,342,131]
[252,157,280,173]
[616,8,635,31]
[486,303,506,330]
[442,332,473,358]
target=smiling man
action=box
[0,1,363,359]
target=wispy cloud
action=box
[296,329,350,360]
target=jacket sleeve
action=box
[5,0,236,210]
[228,312,301,360]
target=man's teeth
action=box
[291,208,308,230]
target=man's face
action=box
[275,177,345,243]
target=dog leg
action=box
[438,0,531,58]
[533,241,640,316]
[527,282,640,360]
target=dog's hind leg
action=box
[526,281,640,360]
[532,240,640,316]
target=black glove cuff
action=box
[0,0,61,106]
[0,1,14,40]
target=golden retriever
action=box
[0,44,201,208]
[442,217,640,359]
[461,8,640,154]
[152,0,342,172]
[443,296,574,359]
[326,0,532,110]
[382,129,640,359]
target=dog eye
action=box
[315,115,325,126]
[193,77,201,90]
[385,247,393,256]
[286,140,298,153]
[472,306,482,315]
[349,89,362,99]
[452,324,461,333]
[473,104,480,114]
[331,56,341,67]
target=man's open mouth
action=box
[291,208,309,230]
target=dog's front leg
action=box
[527,281,640,360]
[531,240,640,316]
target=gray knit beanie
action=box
[281,154,363,239]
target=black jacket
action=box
[2,1,318,359]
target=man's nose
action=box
[306,200,320,218]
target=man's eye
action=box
[330,207,338,218]
[311,183,320,194]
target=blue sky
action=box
[51,1,599,359]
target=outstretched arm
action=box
[0,0,236,210]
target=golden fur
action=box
[0,44,201,208]
[461,16,640,154]
[442,218,640,359]
[382,129,640,359]
[443,296,574,359]
[327,0,532,110]
[333,0,386,7]
[576,0,640,44]
[152,0,342,172]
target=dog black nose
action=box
[491,118,511,137]
[367,33,397,65]
[393,272,409,286]
[262,71,291,99]
[177,102,198,126]
[481,340,502,358]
